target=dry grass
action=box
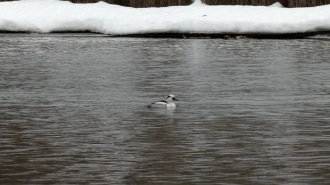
[202,0,330,7]
[203,0,288,6]
[1,0,330,7]
[130,0,191,7]
[288,0,330,7]
[69,0,191,7]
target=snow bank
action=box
[0,0,330,35]
[269,2,284,8]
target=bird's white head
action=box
[165,94,179,102]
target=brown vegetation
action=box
[1,0,330,7]
[68,0,191,7]
[203,0,289,6]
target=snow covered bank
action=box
[1,0,330,38]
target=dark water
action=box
[1,34,330,184]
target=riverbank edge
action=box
[0,0,329,8]
[1,30,330,39]
[113,31,330,39]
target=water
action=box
[1,34,330,184]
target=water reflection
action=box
[1,35,330,184]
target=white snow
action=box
[191,0,206,6]
[0,0,330,35]
[269,2,284,8]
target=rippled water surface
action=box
[1,34,330,184]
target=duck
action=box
[148,94,179,109]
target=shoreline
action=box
[1,31,330,39]
[0,0,329,8]
[113,31,330,39]
[1,2,330,38]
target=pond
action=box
[1,34,330,184]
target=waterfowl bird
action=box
[148,94,179,109]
